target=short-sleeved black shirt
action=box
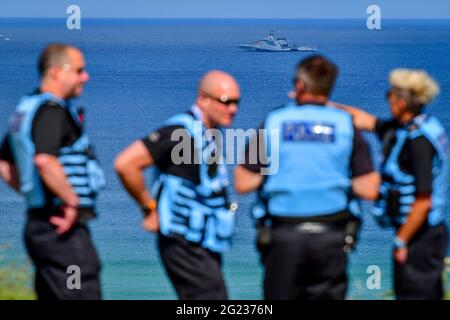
[0,94,85,209]
[0,101,81,161]
[375,118,435,194]
[241,120,374,178]
[141,112,201,185]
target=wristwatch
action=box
[141,199,157,217]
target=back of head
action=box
[38,43,73,78]
[295,55,338,97]
[389,68,440,113]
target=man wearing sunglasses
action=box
[115,70,239,299]
[0,44,104,299]
[234,55,380,300]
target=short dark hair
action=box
[38,44,73,77]
[295,55,338,96]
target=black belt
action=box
[283,222,347,233]
[269,210,352,233]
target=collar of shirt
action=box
[32,88,71,108]
[295,100,327,107]
[398,113,427,133]
[191,104,203,122]
[190,104,223,154]
[33,88,83,126]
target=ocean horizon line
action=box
[0,17,449,21]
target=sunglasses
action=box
[202,92,240,106]
[62,64,87,75]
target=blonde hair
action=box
[389,69,440,106]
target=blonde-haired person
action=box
[333,69,448,300]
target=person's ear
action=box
[46,65,61,82]
[196,95,207,111]
[296,80,305,94]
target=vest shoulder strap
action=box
[163,112,196,137]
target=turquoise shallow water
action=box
[0,19,449,299]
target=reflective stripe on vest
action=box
[8,93,105,209]
[151,112,235,253]
[373,114,449,227]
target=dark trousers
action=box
[260,226,348,300]
[394,223,448,300]
[24,214,101,300]
[158,233,228,300]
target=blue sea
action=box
[1,18,450,299]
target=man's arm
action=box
[31,103,76,204]
[114,140,158,232]
[0,136,19,191]
[34,154,80,234]
[234,165,263,194]
[114,140,154,206]
[352,172,380,200]
[0,159,20,192]
[350,128,380,200]
[34,154,79,206]
[234,124,266,194]
[32,104,81,233]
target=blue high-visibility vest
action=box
[8,92,105,209]
[372,114,449,227]
[253,103,355,219]
[150,109,235,253]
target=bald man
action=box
[115,70,240,299]
[0,44,104,299]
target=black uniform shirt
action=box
[141,112,201,185]
[375,118,435,195]
[0,94,86,210]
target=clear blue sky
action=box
[1,0,449,18]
